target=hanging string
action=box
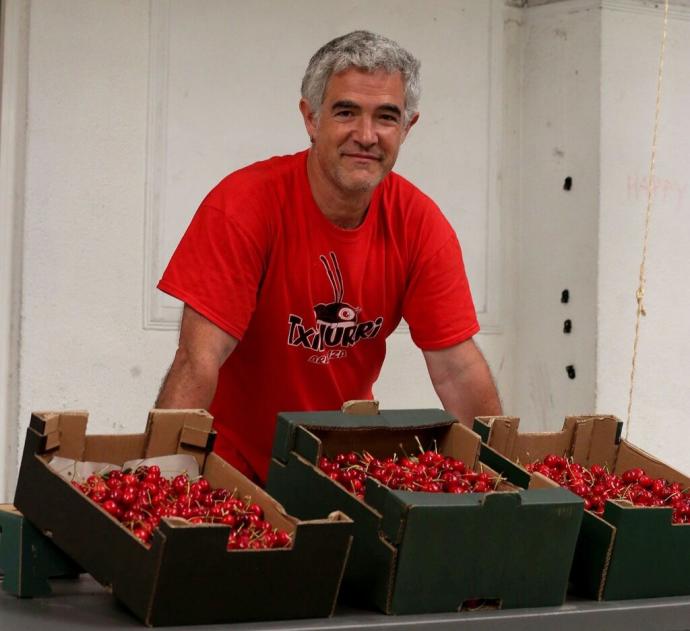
[625,0,670,440]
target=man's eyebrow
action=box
[330,101,402,117]
[331,100,360,110]
[378,104,402,116]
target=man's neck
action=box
[306,150,373,229]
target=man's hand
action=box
[156,305,238,409]
[423,338,502,428]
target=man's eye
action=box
[380,114,400,123]
[335,110,354,118]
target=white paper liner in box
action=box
[48,456,120,481]
[49,453,200,482]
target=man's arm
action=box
[156,305,238,409]
[423,338,502,428]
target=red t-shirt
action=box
[158,150,479,482]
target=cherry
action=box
[102,500,120,517]
[318,448,501,498]
[71,465,292,551]
[526,455,690,523]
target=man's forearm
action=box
[155,349,219,409]
[436,361,503,427]
[424,340,503,428]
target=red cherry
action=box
[622,467,644,484]
[121,473,136,486]
[343,452,358,465]
[418,451,437,467]
[638,475,653,489]
[172,474,189,495]
[102,499,120,517]
[318,457,334,473]
[464,471,479,484]
[590,464,606,478]
[544,454,564,470]
[221,513,238,527]
[133,527,151,543]
[451,460,466,473]
[274,531,291,547]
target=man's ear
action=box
[299,98,318,141]
[401,112,420,144]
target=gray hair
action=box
[301,30,421,126]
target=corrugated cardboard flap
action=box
[29,412,61,436]
[341,399,380,415]
[292,426,322,465]
[272,409,455,464]
[203,452,296,533]
[569,415,621,469]
[473,416,520,458]
[480,443,532,489]
[518,486,583,508]
[570,510,617,600]
[438,423,481,470]
[614,440,690,486]
[144,409,215,467]
[179,425,215,451]
[29,411,88,458]
[514,426,572,464]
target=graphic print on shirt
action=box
[287,251,384,364]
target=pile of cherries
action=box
[526,454,690,523]
[71,464,292,549]
[318,449,500,498]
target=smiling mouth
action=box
[342,153,382,161]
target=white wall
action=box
[0,0,29,502]
[513,0,601,430]
[14,1,175,500]
[598,1,690,472]
[513,0,690,473]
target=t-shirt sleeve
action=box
[157,203,266,340]
[402,232,480,351]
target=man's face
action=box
[301,68,418,196]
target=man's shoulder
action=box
[380,170,445,226]
[231,150,306,181]
[379,171,456,248]
[204,150,307,208]
[382,170,439,210]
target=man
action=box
[156,30,502,483]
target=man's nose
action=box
[353,115,377,147]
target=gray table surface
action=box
[2,575,690,631]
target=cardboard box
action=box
[474,414,690,600]
[13,410,353,626]
[0,504,81,597]
[266,408,583,614]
